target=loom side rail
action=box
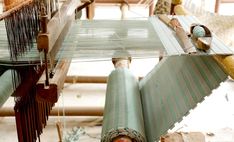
[36,60,71,103]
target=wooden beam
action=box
[36,60,71,103]
[65,76,107,83]
[65,75,143,83]
[215,0,234,13]
[0,0,32,20]
[0,106,104,116]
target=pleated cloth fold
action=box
[101,68,146,142]
[139,55,227,141]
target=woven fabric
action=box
[0,70,16,107]
[139,55,227,141]
[101,68,145,142]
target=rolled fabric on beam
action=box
[101,68,145,142]
[0,70,16,107]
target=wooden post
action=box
[215,0,221,13]
[149,0,155,16]
[120,2,129,19]
[86,1,95,19]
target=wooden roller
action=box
[173,3,234,79]
[113,136,133,142]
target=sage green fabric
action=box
[139,55,227,141]
[101,68,146,142]
[0,70,16,107]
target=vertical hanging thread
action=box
[3,1,40,60]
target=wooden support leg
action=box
[149,0,155,16]
[86,1,95,19]
[120,2,129,19]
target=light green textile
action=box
[0,70,16,107]
[101,68,145,142]
[139,55,227,141]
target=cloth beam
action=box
[101,68,146,142]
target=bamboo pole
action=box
[0,107,104,117]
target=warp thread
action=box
[4,1,40,60]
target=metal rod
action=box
[0,107,104,117]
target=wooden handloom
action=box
[0,0,234,142]
[0,0,94,141]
